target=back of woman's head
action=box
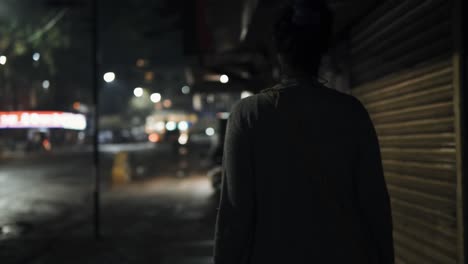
[274,0,333,75]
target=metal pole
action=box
[92,0,101,240]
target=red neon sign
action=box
[0,111,87,130]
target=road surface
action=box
[0,143,217,263]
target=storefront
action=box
[349,1,465,262]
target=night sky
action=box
[98,0,188,115]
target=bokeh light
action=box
[166,121,177,131]
[134,87,144,97]
[150,93,162,103]
[103,72,115,83]
[220,74,229,84]
[205,127,215,136]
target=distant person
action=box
[213,1,394,263]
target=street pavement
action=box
[0,143,218,264]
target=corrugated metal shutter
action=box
[349,0,463,263]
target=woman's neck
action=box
[281,73,318,84]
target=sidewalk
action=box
[0,145,93,161]
[1,175,218,264]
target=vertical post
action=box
[453,0,465,262]
[463,0,468,262]
[92,0,101,240]
[461,0,468,262]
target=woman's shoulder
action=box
[230,82,368,121]
[227,92,275,130]
[231,89,276,111]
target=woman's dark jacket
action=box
[214,81,394,264]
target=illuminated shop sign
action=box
[0,111,87,130]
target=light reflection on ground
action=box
[108,175,214,199]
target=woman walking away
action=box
[213,1,394,263]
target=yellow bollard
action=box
[111,151,131,187]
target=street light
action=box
[134,87,144,97]
[178,121,189,132]
[220,74,229,84]
[42,80,50,90]
[206,127,215,136]
[0,55,7,65]
[181,86,191,94]
[103,72,115,83]
[150,93,161,103]
[166,121,177,131]
[33,52,41,61]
